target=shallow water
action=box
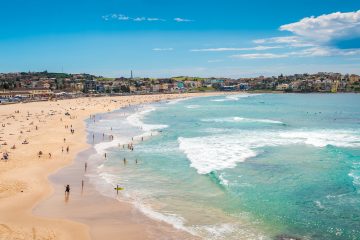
[88,93,360,240]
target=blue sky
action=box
[1,0,360,77]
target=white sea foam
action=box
[178,136,258,174]
[93,138,126,155]
[167,97,194,105]
[126,106,168,132]
[117,189,255,240]
[219,173,230,186]
[179,129,360,174]
[212,94,262,102]
[92,105,166,155]
[194,223,235,239]
[349,171,360,186]
[120,194,254,239]
[132,199,196,234]
[186,105,201,109]
[314,200,325,210]
[202,117,283,124]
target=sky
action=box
[1,0,360,78]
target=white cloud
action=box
[152,48,174,51]
[133,17,146,22]
[147,18,165,21]
[102,14,192,23]
[290,46,360,57]
[230,53,289,59]
[249,10,360,59]
[117,14,130,21]
[229,47,360,59]
[280,10,360,43]
[190,45,283,52]
[102,14,165,22]
[253,36,314,47]
[174,18,193,22]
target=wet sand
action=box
[34,142,197,240]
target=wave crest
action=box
[179,129,360,174]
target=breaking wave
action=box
[201,117,284,124]
[179,129,360,174]
[211,94,262,102]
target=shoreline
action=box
[0,92,235,239]
[34,104,198,239]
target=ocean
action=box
[86,93,360,240]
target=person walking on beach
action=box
[123,158,127,165]
[85,162,88,172]
[65,184,70,195]
[66,146,69,153]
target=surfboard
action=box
[114,187,124,190]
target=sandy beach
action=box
[0,92,231,240]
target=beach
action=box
[0,92,229,240]
[28,93,359,240]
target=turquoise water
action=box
[90,94,360,239]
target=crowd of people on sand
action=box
[0,105,85,204]
[1,97,176,202]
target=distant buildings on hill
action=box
[0,71,359,103]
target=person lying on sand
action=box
[2,152,9,161]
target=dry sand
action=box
[0,92,232,240]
